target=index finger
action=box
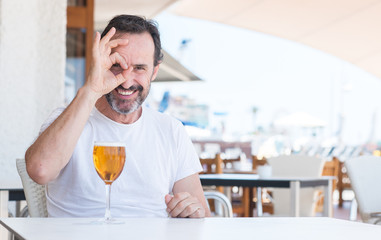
[108,38,129,49]
[92,32,101,57]
[100,27,116,45]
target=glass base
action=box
[87,218,124,225]
[99,217,124,225]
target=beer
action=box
[93,142,126,185]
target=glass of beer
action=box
[93,142,126,223]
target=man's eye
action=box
[134,66,146,71]
[112,64,121,68]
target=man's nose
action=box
[120,68,135,87]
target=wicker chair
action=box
[16,158,48,217]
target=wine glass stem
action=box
[105,184,112,220]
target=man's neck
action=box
[95,96,142,124]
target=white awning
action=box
[157,50,201,82]
[171,0,381,80]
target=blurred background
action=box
[1,0,381,221]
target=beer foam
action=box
[94,142,126,147]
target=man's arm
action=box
[25,88,98,184]
[25,28,130,185]
[165,173,211,218]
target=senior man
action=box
[25,15,210,218]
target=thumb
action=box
[165,194,173,205]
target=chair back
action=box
[200,153,223,174]
[252,155,268,170]
[267,155,324,216]
[16,158,48,217]
[204,191,233,217]
[222,155,242,170]
[345,156,381,224]
[268,155,324,177]
[322,157,340,190]
[314,157,341,213]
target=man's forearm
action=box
[25,87,98,185]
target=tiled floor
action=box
[333,201,362,221]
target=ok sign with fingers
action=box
[86,27,132,100]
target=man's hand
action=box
[85,27,131,100]
[165,193,206,218]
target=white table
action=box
[1,217,381,240]
[200,174,333,217]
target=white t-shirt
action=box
[41,105,202,217]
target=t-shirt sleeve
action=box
[174,121,203,182]
[39,107,66,135]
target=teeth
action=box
[117,89,134,96]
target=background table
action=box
[200,174,333,217]
[0,174,24,240]
[1,217,380,240]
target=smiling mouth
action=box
[115,85,143,97]
[116,88,135,96]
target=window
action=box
[66,0,93,103]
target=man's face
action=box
[105,32,159,114]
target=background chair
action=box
[16,158,47,217]
[204,191,233,217]
[200,153,223,175]
[337,161,353,207]
[199,153,246,216]
[314,156,340,214]
[345,156,381,224]
[266,155,324,216]
[220,154,248,217]
[252,155,268,170]
[199,153,224,196]
[251,155,273,215]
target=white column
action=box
[0,1,66,237]
[0,191,9,240]
[0,0,66,183]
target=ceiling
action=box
[95,0,201,82]
[171,0,381,79]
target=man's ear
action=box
[150,64,160,82]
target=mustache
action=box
[116,85,143,92]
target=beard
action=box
[105,83,150,115]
